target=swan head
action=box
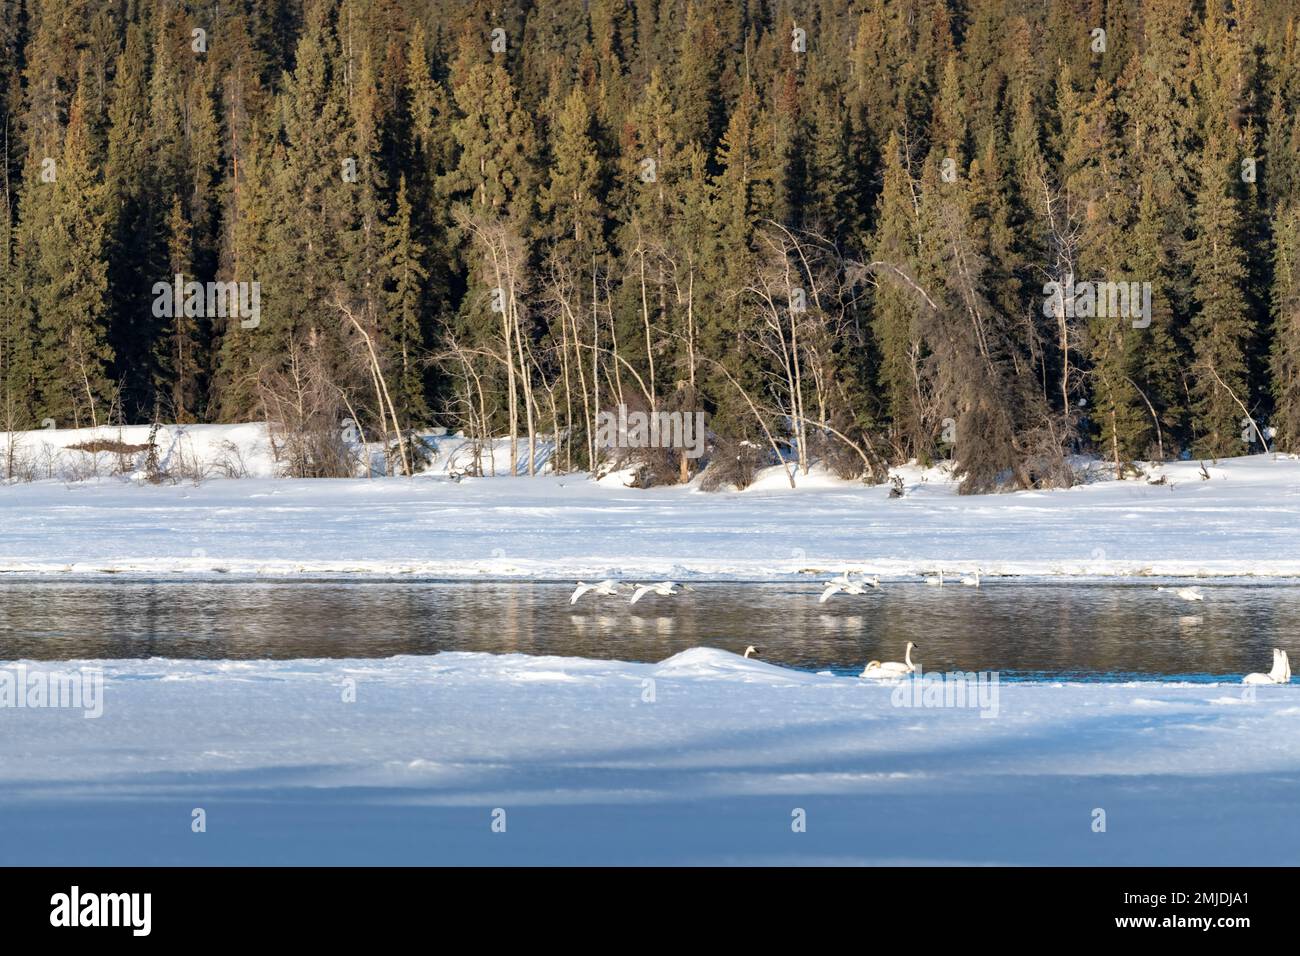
[744,645,758,659]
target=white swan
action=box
[829,571,880,589]
[743,645,758,659]
[1243,648,1291,684]
[924,570,944,587]
[1156,585,1204,602]
[629,581,692,604]
[569,580,625,604]
[961,568,981,587]
[819,579,867,603]
[861,642,918,678]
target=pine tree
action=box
[675,1,725,151]
[540,86,604,256]
[157,194,202,423]
[1188,132,1254,457]
[381,176,431,423]
[31,81,114,427]
[1270,197,1300,449]
[869,131,926,456]
[444,41,537,222]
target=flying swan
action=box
[820,578,869,603]
[861,641,919,678]
[570,580,625,604]
[1243,648,1291,685]
[629,581,692,604]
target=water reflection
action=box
[0,579,1295,681]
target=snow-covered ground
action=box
[0,648,1295,865]
[4,423,1297,865]
[2,422,1300,578]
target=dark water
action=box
[0,579,1294,682]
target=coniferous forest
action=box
[2,0,1299,491]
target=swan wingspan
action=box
[572,580,622,603]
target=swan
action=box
[1156,585,1204,602]
[743,645,759,659]
[628,581,692,605]
[569,580,625,604]
[924,570,944,587]
[1243,648,1291,684]
[961,568,981,587]
[861,641,918,678]
[819,579,868,602]
[830,571,880,589]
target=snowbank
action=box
[0,421,550,482]
[0,648,1294,864]
[2,420,1299,578]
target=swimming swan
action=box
[861,642,918,678]
[1243,648,1291,684]
[570,580,625,604]
[1156,585,1204,602]
[961,569,981,587]
[744,645,759,659]
[924,570,944,587]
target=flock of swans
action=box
[571,570,985,610]
[574,573,1212,607]
[569,580,694,605]
[566,575,1291,684]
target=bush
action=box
[699,437,767,491]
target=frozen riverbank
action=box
[2,431,1300,579]
[0,648,1295,865]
